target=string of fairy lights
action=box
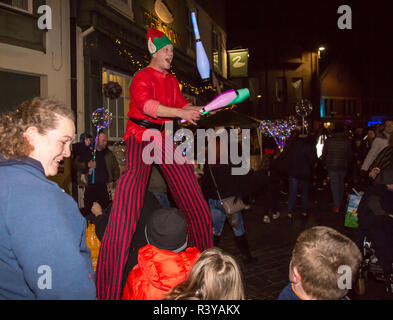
[258,118,309,152]
[113,38,215,96]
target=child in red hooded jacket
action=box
[121,208,200,300]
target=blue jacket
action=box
[278,282,348,300]
[0,155,96,299]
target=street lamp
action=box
[318,46,326,58]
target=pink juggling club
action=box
[181,89,237,123]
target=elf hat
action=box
[147,28,173,56]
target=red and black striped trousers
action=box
[96,134,213,300]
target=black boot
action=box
[234,234,257,265]
[213,234,221,247]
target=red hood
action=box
[122,244,200,300]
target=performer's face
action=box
[153,44,173,71]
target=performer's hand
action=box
[184,105,219,115]
[179,108,201,125]
[183,105,203,112]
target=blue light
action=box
[190,12,200,40]
[320,99,325,118]
[371,116,383,123]
[368,121,382,127]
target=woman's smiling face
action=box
[27,116,75,176]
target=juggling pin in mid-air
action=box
[191,10,210,81]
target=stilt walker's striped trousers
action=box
[96,134,213,300]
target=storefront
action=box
[78,1,216,141]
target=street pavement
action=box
[218,186,393,300]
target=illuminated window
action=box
[102,68,132,141]
[212,28,223,74]
[0,0,32,13]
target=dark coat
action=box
[98,147,120,184]
[358,184,393,225]
[322,132,353,172]
[285,136,317,180]
[201,163,268,200]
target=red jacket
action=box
[121,244,200,300]
[124,67,189,142]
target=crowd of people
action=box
[0,27,392,300]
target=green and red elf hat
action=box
[147,28,173,56]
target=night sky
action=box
[225,0,393,73]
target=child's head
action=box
[289,226,362,300]
[145,208,188,253]
[165,247,245,300]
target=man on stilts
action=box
[96,28,213,300]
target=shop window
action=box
[0,0,32,13]
[0,70,40,115]
[102,68,132,141]
[107,0,134,20]
[275,77,286,103]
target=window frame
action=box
[0,0,33,14]
[106,0,134,20]
[102,67,133,142]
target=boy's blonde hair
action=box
[165,247,245,300]
[290,226,362,300]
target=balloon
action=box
[92,107,113,129]
[258,118,298,152]
[295,99,313,117]
[91,108,112,184]
[287,115,297,126]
